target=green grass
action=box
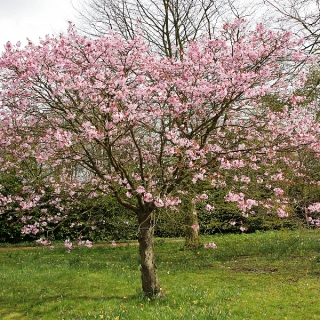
[1,229,320,319]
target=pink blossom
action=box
[308,203,320,213]
[154,198,164,207]
[191,224,199,231]
[277,208,289,218]
[205,204,215,211]
[144,192,153,202]
[165,197,181,207]
[112,112,124,123]
[240,175,251,184]
[225,191,245,203]
[132,173,141,181]
[245,199,258,209]
[240,226,248,232]
[274,188,285,196]
[136,186,145,194]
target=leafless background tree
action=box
[74,0,259,57]
[260,0,320,54]
[74,0,320,54]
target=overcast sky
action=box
[0,0,79,50]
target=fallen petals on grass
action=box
[204,242,217,249]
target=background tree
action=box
[261,0,320,54]
[1,23,319,296]
[74,0,260,57]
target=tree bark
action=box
[184,200,201,249]
[138,209,161,297]
[183,201,201,250]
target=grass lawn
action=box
[1,229,320,319]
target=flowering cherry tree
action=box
[0,22,319,296]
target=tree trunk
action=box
[184,201,201,249]
[138,210,161,297]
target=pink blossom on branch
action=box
[191,224,200,231]
[308,203,320,213]
[136,186,146,194]
[205,204,215,211]
[154,198,164,208]
[144,192,153,202]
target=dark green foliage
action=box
[154,208,186,238]
[198,207,302,234]
[0,171,310,243]
[0,188,307,243]
[0,173,38,243]
[199,186,304,235]
[81,197,138,241]
[39,196,139,242]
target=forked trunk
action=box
[138,210,161,297]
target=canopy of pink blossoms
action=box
[0,22,319,233]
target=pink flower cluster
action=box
[225,191,258,214]
[307,217,320,227]
[240,226,248,232]
[21,223,40,235]
[308,203,320,213]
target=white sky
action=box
[0,0,79,51]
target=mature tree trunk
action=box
[138,209,160,297]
